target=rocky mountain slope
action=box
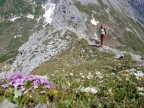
[0,0,143,74]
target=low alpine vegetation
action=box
[0,73,55,108]
[0,70,144,108]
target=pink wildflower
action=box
[2,84,9,89]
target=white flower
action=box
[65,74,68,77]
[87,74,93,79]
[98,75,103,79]
[87,72,93,79]
[67,82,70,87]
[51,74,54,76]
[138,92,144,96]
[80,87,98,94]
[4,65,7,69]
[137,87,144,91]
[108,88,112,94]
[134,71,144,77]
[30,95,32,98]
[70,73,73,76]
[81,75,85,78]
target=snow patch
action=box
[91,18,99,26]
[10,14,34,22]
[36,17,41,22]
[43,3,56,24]
[27,14,34,19]
[14,35,22,39]
[91,18,99,40]
[10,17,21,22]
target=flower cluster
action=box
[1,73,55,92]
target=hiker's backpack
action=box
[104,27,108,35]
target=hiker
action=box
[99,24,108,48]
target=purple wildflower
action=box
[27,75,39,81]
[45,84,51,89]
[11,73,24,80]
[11,78,25,88]
[39,79,45,85]
[2,73,55,94]
[5,75,12,80]
[33,81,39,89]
[2,84,9,89]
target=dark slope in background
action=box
[126,0,144,25]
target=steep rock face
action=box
[51,0,87,37]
